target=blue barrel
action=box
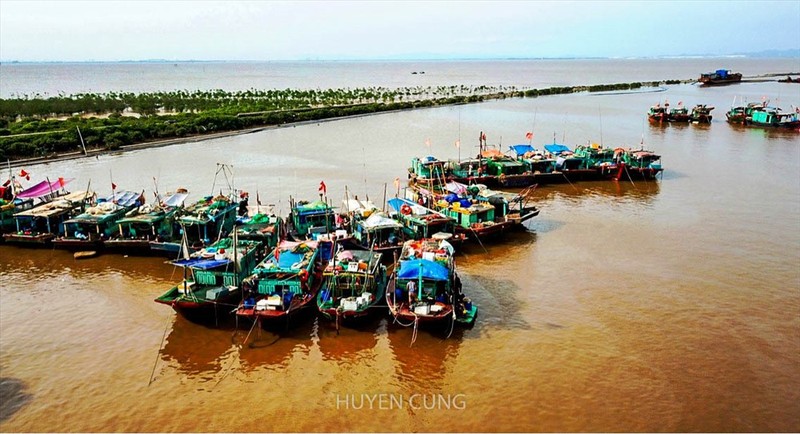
[459,199,472,208]
[465,300,473,310]
[283,292,294,305]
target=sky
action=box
[1,0,798,62]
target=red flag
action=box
[58,177,65,187]
[256,191,261,206]
[19,169,27,177]
[525,132,533,140]
[112,182,117,190]
[481,132,486,141]
[319,181,327,195]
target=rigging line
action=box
[215,316,260,389]
[469,225,489,254]
[561,172,579,192]
[147,313,173,386]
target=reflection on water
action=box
[0,377,31,423]
[158,315,236,381]
[385,324,464,390]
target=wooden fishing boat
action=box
[287,196,337,241]
[387,239,477,333]
[236,240,331,327]
[408,156,452,185]
[698,69,742,85]
[387,197,466,248]
[648,104,669,123]
[689,104,714,123]
[726,102,765,124]
[104,191,188,254]
[408,181,539,241]
[619,149,664,180]
[747,107,800,129]
[348,211,406,258]
[154,235,263,324]
[316,249,391,326]
[52,190,142,251]
[2,177,70,237]
[235,209,284,251]
[149,193,239,257]
[3,190,93,246]
[668,104,691,122]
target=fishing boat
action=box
[149,193,239,257]
[387,197,466,248]
[3,190,93,246]
[349,211,406,257]
[52,190,143,251]
[387,239,477,335]
[104,191,188,254]
[287,196,337,241]
[236,240,331,327]
[668,103,691,122]
[725,102,765,124]
[747,106,800,129]
[698,69,742,85]
[648,104,669,123]
[408,181,539,240]
[618,149,664,180]
[154,235,264,324]
[778,76,800,84]
[316,249,391,326]
[572,143,621,177]
[2,177,70,236]
[447,157,494,186]
[689,104,714,123]
[235,208,284,251]
[542,143,605,181]
[408,156,451,185]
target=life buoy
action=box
[401,204,412,215]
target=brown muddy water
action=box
[1,78,799,432]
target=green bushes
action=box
[0,80,673,160]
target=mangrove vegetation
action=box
[0,80,667,161]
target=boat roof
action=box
[342,198,377,214]
[294,200,334,215]
[387,197,449,220]
[360,212,403,230]
[328,249,383,273]
[544,144,572,154]
[398,259,450,281]
[161,192,189,208]
[14,190,90,218]
[510,144,536,156]
[15,178,74,199]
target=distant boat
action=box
[689,104,714,123]
[698,69,742,85]
[648,104,669,123]
[747,106,800,129]
[668,104,691,122]
[726,102,765,124]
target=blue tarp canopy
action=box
[510,144,536,156]
[170,258,231,269]
[544,144,572,154]
[397,259,450,281]
[387,197,418,213]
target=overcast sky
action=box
[1,0,798,61]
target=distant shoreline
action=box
[6,73,798,169]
